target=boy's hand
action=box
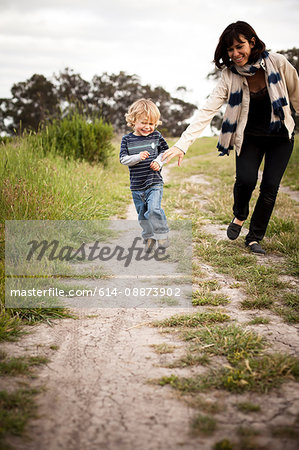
[140,151,150,160]
[150,161,161,171]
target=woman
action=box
[162,21,299,254]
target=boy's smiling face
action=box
[133,114,156,136]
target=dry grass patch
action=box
[152,311,230,328]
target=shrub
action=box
[38,112,114,166]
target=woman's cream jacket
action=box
[175,53,299,156]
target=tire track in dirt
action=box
[6,306,205,450]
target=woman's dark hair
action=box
[214,21,266,69]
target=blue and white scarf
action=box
[217,51,288,155]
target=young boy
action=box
[120,98,169,253]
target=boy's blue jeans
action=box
[131,184,169,241]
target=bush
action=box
[38,112,114,166]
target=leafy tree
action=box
[54,67,91,115]
[88,71,196,135]
[0,101,5,134]
[1,74,59,135]
[90,71,145,130]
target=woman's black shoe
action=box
[227,219,243,240]
[247,241,266,255]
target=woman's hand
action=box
[161,146,185,166]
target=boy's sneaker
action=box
[158,238,170,249]
[145,238,156,253]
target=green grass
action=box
[192,290,230,306]
[164,136,299,306]
[154,296,179,306]
[271,424,299,439]
[265,216,295,237]
[8,308,76,325]
[0,310,24,342]
[213,439,235,450]
[0,134,132,339]
[240,295,274,310]
[158,352,299,394]
[282,292,299,310]
[150,343,176,354]
[236,402,261,413]
[0,354,49,376]
[193,236,286,305]
[182,324,266,365]
[49,345,59,351]
[237,426,260,437]
[161,137,298,445]
[152,311,230,328]
[213,352,299,392]
[195,280,221,291]
[168,352,210,368]
[274,306,299,324]
[247,317,271,325]
[0,388,40,444]
[184,394,222,414]
[191,414,216,435]
[0,134,130,224]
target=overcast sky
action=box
[1,0,298,110]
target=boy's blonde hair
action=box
[125,98,162,128]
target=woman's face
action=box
[227,34,255,66]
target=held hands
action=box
[150,161,161,171]
[161,146,184,167]
[139,150,160,171]
[139,151,150,160]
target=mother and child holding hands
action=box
[120,21,299,255]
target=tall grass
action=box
[0,135,130,226]
[0,126,131,333]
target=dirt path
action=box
[4,308,204,450]
[2,166,299,450]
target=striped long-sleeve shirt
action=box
[120,131,169,191]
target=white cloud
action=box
[0,0,298,108]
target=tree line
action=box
[0,69,197,137]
